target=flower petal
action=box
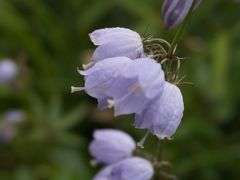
[89,129,136,165]
[92,39,144,62]
[90,27,141,46]
[108,58,165,115]
[135,82,184,139]
[81,57,133,106]
[93,157,154,180]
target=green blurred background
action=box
[0,0,240,179]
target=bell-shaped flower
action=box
[72,57,133,109]
[93,157,154,180]
[0,59,18,84]
[107,57,165,115]
[72,57,165,115]
[89,129,136,165]
[87,27,145,66]
[134,82,184,140]
[161,0,202,30]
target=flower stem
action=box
[167,0,197,56]
[155,139,163,162]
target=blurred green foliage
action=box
[0,0,240,179]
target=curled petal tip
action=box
[82,62,94,70]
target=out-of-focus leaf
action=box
[14,166,34,180]
[116,0,162,29]
[0,0,54,75]
[211,32,232,120]
[57,103,88,130]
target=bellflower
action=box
[72,57,165,116]
[161,0,202,30]
[0,59,18,84]
[107,57,165,115]
[89,129,136,165]
[72,56,133,109]
[134,82,184,140]
[83,27,145,69]
[93,157,154,180]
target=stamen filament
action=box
[71,86,85,93]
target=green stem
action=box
[168,0,197,56]
[155,139,163,162]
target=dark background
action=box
[0,0,240,179]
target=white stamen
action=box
[83,62,94,70]
[137,130,150,149]
[71,86,84,93]
[107,99,115,108]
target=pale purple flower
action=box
[161,0,202,30]
[89,27,145,64]
[4,110,25,124]
[107,57,165,115]
[72,56,133,109]
[0,59,18,84]
[134,82,184,140]
[73,57,165,116]
[93,157,154,180]
[93,165,113,180]
[0,110,25,142]
[89,129,136,165]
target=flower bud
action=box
[161,0,202,30]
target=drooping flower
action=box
[72,57,165,116]
[89,129,136,165]
[161,0,202,30]
[0,59,18,84]
[83,27,145,69]
[107,57,165,115]
[72,56,133,109]
[93,157,154,180]
[134,82,184,140]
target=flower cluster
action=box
[90,129,154,180]
[72,27,184,143]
